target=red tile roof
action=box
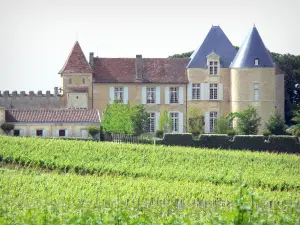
[6,109,100,123]
[59,41,93,74]
[93,57,190,83]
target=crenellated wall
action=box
[0,88,64,109]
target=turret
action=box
[230,25,276,133]
[58,41,93,109]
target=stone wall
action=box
[0,89,63,109]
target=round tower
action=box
[230,26,276,134]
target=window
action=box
[170,112,179,132]
[82,78,86,84]
[81,129,88,138]
[36,130,43,136]
[209,61,218,75]
[170,87,179,103]
[254,83,260,101]
[192,84,201,100]
[59,129,66,137]
[254,58,259,66]
[209,84,218,100]
[13,130,20,136]
[146,87,156,104]
[209,112,218,133]
[114,87,124,103]
[69,78,72,84]
[148,113,155,133]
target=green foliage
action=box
[101,102,148,135]
[158,109,172,132]
[227,129,237,135]
[292,109,300,132]
[265,111,286,135]
[161,133,196,147]
[294,130,300,137]
[168,51,193,58]
[215,116,230,134]
[87,126,100,136]
[155,130,164,138]
[229,106,261,135]
[0,123,14,135]
[263,130,271,136]
[187,107,204,136]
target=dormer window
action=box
[254,58,259,66]
[209,61,218,75]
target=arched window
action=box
[254,58,259,66]
[69,78,72,84]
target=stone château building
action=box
[0,25,285,134]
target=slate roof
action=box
[5,109,100,123]
[187,26,237,68]
[93,57,189,83]
[230,26,275,68]
[59,41,93,74]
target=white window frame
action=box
[209,112,218,133]
[169,87,179,104]
[209,83,218,100]
[170,112,179,133]
[254,58,259,66]
[114,87,124,103]
[148,113,156,133]
[192,83,201,100]
[254,83,260,101]
[146,87,156,104]
[209,61,218,75]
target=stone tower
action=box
[230,25,276,133]
[58,41,93,109]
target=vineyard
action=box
[0,136,300,224]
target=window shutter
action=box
[200,83,205,100]
[65,130,68,137]
[56,130,59,137]
[165,87,169,104]
[31,129,36,137]
[142,87,146,104]
[204,112,210,133]
[19,130,23,136]
[187,83,192,101]
[124,87,128,104]
[155,112,160,131]
[204,83,210,100]
[156,87,160,104]
[218,83,223,100]
[109,87,114,104]
[179,112,184,133]
[42,129,46,137]
[179,87,184,104]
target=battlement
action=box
[0,87,60,97]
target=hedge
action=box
[231,135,267,151]
[268,136,300,153]
[160,133,197,147]
[199,134,230,149]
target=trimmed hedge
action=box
[199,134,230,149]
[231,135,267,151]
[268,136,300,153]
[160,133,197,147]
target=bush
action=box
[215,116,230,134]
[199,134,230,149]
[227,129,236,135]
[155,130,164,138]
[268,136,300,153]
[88,126,100,136]
[295,130,300,137]
[265,112,286,135]
[0,123,14,135]
[263,130,271,137]
[187,107,204,135]
[158,110,172,133]
[231,135,267,151]
[161,133,196,147]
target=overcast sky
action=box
[0,0,299,92]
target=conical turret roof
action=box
[59,41,93,74]
[187,26,237,68]
[230,26,274,68]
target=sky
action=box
[0,0,299,92]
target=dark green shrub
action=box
[227,129,236,136]
[265,111,286,135]
[88,126,100,136]
[215,116,230,134]
[231,135,267,151]
[199,134,230,149]
[268,136,300,153]
[156,130,164,138]
[295,130,300,137]
[0,123,15,135]
[162,133,196,147]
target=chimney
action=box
[89,52,94,67]
[135,54,143,80]
[54,87,58,96]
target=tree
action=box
[265,111,286,135]
[291,109,300,132]
[214,116,230,134]
[228,106,261,135]
[158,109,172,133]
[101,102,148,136]
[187,107,204,136]
[0,123,14,135]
